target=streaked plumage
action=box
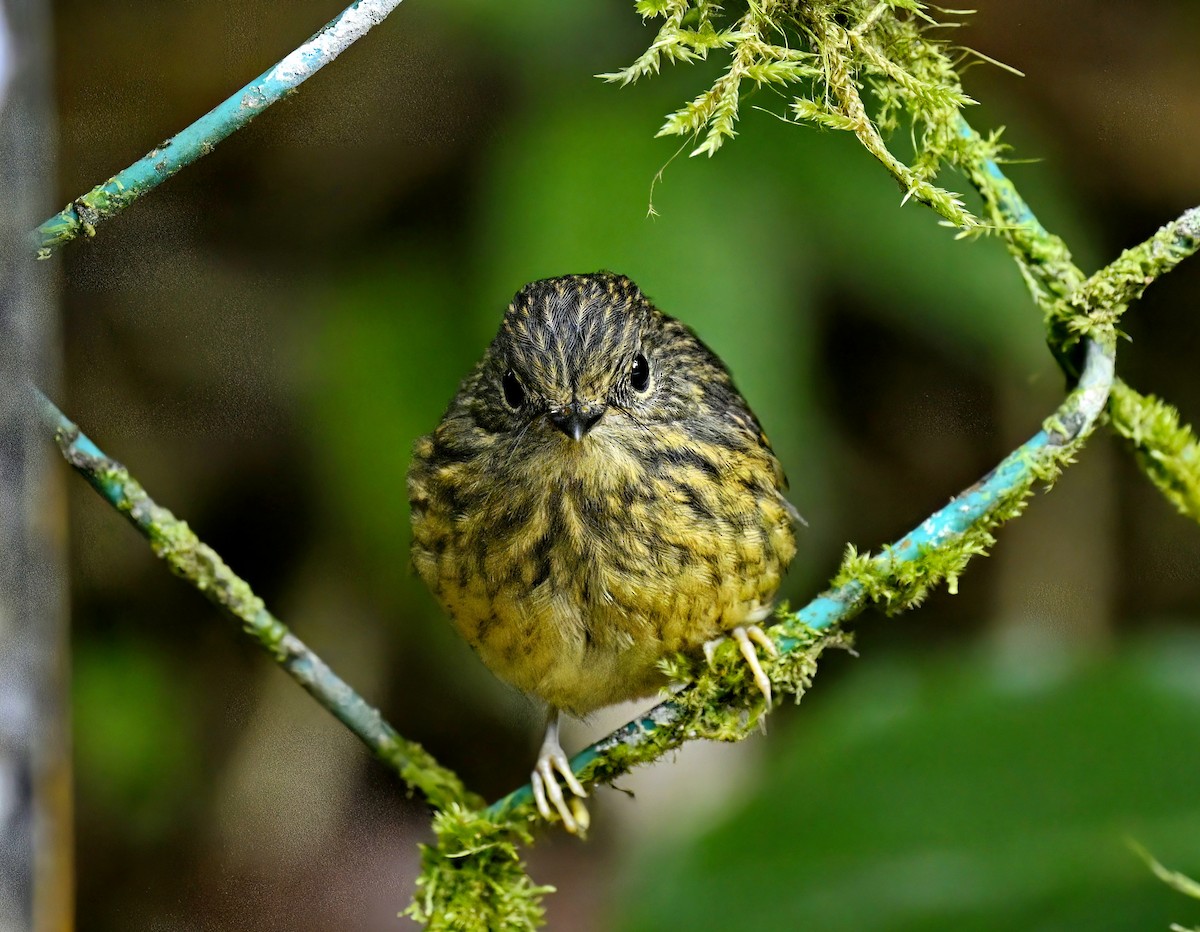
[407,272,798,827]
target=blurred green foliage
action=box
[616,633,1200,931]
[73,639,202,840]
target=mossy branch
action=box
[1074,210,1200,527]
[955,120,1085,314]
[1057,207,1200,343]
[32,386,478,813]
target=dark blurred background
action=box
[43,0,1200,928]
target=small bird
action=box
[407,273,798,831]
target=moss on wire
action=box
[1057,207,1200,343]
[955,121,1086,313]
[959,126,1200,529]
[1110,380,1200,524]
[408,624,851,930]
[408,808,553,931]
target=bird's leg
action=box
[703,607,779,708]
[531,709,588,834]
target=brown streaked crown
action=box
[494,273,653,407]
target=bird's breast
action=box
[409,420,796,714]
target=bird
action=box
[407,272,799,831]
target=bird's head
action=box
[477,273,673,443]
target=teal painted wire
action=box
[957,118,1044,232]
[33,0,405,255]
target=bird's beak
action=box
[548,402,605,442]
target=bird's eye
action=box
[630,353,650,392]
[502,369,526,409]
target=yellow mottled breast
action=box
[408,420,796,716]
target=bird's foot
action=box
[531,713,589,834]
[703,623,779,709]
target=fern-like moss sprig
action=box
[606,0,983,225]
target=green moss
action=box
[827,474,1035,616]
[1109,379,1200,525]
[1052,207,1200,345]
[673,625,853,737]
[407,807,553,931]
[605,0,989,225]
[92,462,280,650]
[385,740,488,813]
[956,124,1085,329]
[409,625,850,926]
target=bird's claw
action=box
[532,716,588,834]
[704,623,778,709]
